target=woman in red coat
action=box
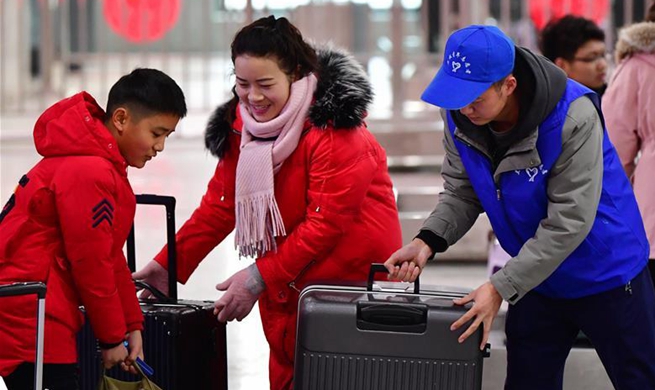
[134,16,402,390]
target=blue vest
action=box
[447,80,649,298]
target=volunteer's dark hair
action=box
[105,68,187,121]
[539,15,606,61]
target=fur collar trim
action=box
[616,22,655,61]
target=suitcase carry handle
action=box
[0,282,47,390]
[357,302,427,333]
[368,263,420,294]
[134,280,175,304]
[127,194,178,300]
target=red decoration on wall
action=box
[530,0,610,30]
[103,0,181,43]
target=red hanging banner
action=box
[529,0,609,30]
[103,0,181,43]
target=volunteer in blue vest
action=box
[385,25,655,389]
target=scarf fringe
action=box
[235,193,287,258]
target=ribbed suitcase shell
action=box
[294,283,486,390]
[77,300,227,390]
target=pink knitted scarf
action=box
[235,73,318,258]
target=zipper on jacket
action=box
[625,281,633,295]
[313,131,334,213]
[219,159,226,202]
[456,131,538,248]
[494,175,524,247]
[288,260,316,292]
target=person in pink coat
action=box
[603,4,655,285]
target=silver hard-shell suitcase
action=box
[0,282,47,390]
[294,264,490,390]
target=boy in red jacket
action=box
[0,68,186,390]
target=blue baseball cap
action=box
[421,25,515,110]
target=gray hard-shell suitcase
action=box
[0,282,47,390]
[294,264,490,390]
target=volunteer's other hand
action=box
[450,281,503,350]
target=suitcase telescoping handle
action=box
[127,194,178,300]
[0,282,47,390]
[367,263,420,294]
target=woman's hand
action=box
[213,263,265,322]
[132,260,169,298]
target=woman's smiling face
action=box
[234,55,293,122]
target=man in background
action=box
[540,15,608,97]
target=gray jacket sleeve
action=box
[490,96,604,303]
[420,109,484,245]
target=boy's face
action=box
[115,111,180,168]
[557,39,608,89]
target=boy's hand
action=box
[122,330,144,375]
[132,260,169,298]
[101,343,128,370]
[213,263,265,322]
[383,238,433,282]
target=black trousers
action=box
[649,259,655,288]
[3,363,78,390]
[505,266,655,390]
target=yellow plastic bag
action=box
[96,363,162,390]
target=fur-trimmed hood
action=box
[615,21,655,61]
[204,46,373,157]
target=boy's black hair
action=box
[539,15,606,62]
[105,68,187,121]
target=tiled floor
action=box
[0,135,613,389]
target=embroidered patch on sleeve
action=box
[0,174,29,223]
[92,198,114,228]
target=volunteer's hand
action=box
[213,263,265,322]
[101,342,128,370]
[122,330,144,374]
[383,238,433,282]
[450,281,503,350]
[132,260,169,299]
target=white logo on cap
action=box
[447,51,472,74]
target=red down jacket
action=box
[153,48,402,390]
[0,93,143,376]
